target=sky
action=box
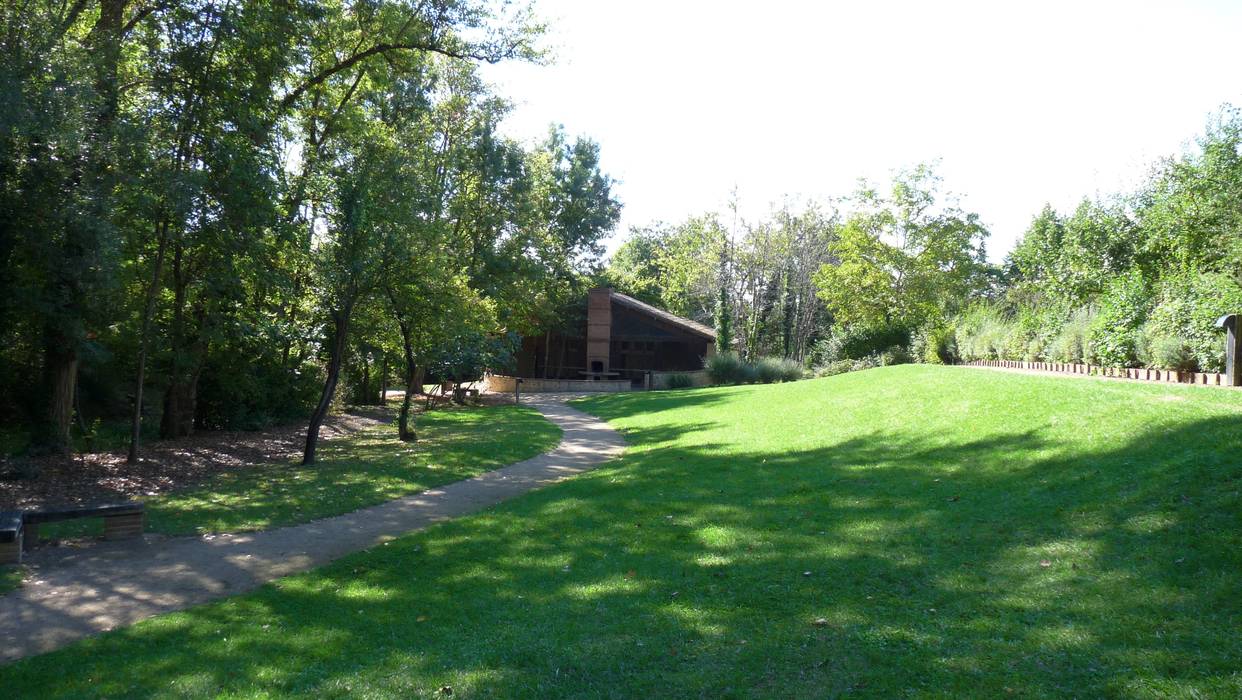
[480,0,1242,262]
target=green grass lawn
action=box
[0,565,21,595]
[45,405,561,538]
[4,365,1242,697]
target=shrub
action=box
[812,353,882,378]
[707,353,805,384]
[706,352,748,384]
[754,358,783,384]
[811,322,913,365]
[883,345,913,366]
[663,373,695,389]
[1045,306,1094,364]
[912,324,957,364]
[1137,328,1197,371]
[1141,271,1242,372]
[753,356,805,383]
[954,304,1012,362]
[776,357,806,382]
[1086,271,1152,367]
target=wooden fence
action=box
[963,360,1228,386]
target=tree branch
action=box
[279,38,522,112]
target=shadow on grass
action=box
[4,403,1241,696]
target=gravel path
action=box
[0,397,624,664]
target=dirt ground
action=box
[0,409,389,511]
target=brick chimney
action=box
[586,287,612,374]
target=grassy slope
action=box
[4,366,1241,698]
[48,405,561,537]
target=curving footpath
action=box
[0,397,624,664]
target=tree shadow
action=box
[3,404,1241,697]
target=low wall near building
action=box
[482,374,631,394]
[964,359,1230,386]
[648,370,711,389]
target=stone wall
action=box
[482,374,631,394]
[648,370,711,389]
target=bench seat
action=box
[0,502,144,565]
[23,502,143,525]
[1,511,23,565]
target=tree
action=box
[814,166,988,330]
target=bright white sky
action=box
[480,0,1242,262]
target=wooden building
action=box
[512,288,716,387]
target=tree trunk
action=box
[303,308,351,464]
[397,321,419,442]
[161,246,189,439]
[41,330,78,455]
[543,330,551,379]
[379,355,388,405]
[127,220,169,463]
[558,333,568,379]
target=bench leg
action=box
[103,512,145,540]
[0,533,21,565]
[21,523,38,552]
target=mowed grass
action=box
[0,565,21,595]
[46,405,561,538]
[4,365,1242,697]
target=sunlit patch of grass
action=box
[5,366,1242,697]
[0,565,22,595]
[47,405,560,538]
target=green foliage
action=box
[753,356,805,383]
[1045,307,1095,364]
[813,165,988,328]
[911,324,958,364]
[1086,271,1151,367]
[705,352,803,384]
[970,107,1242,372]
[0,1,624,462]
[425,331,518,384]
[0,565,21,595]
[714,280,734,355]
[811,322,912,365]
[1137,271,1242,372]
[952,304,1011,362]
[705,352,749,384]
[1137,331,1198,372]
[662,373,695,390]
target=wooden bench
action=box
[0,511,22,566]
[0,502,145,565]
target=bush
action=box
[776,357,806,382]
[1086,271,1152,367]
[879,345,912,366]
[706,352,749,384]
[912,324,957,364]
[954,304,1012,362]
[707,353,805,385]
[754,356,804,383]
[1140,271,1242,372]
[1137,329,1198,371]
[663,373,695,389]
[1045,306,1094,364]
[811,322,912,364]
[814,354,881,378]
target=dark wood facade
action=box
[513,288,716,383]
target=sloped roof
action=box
[609,291,717,340]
